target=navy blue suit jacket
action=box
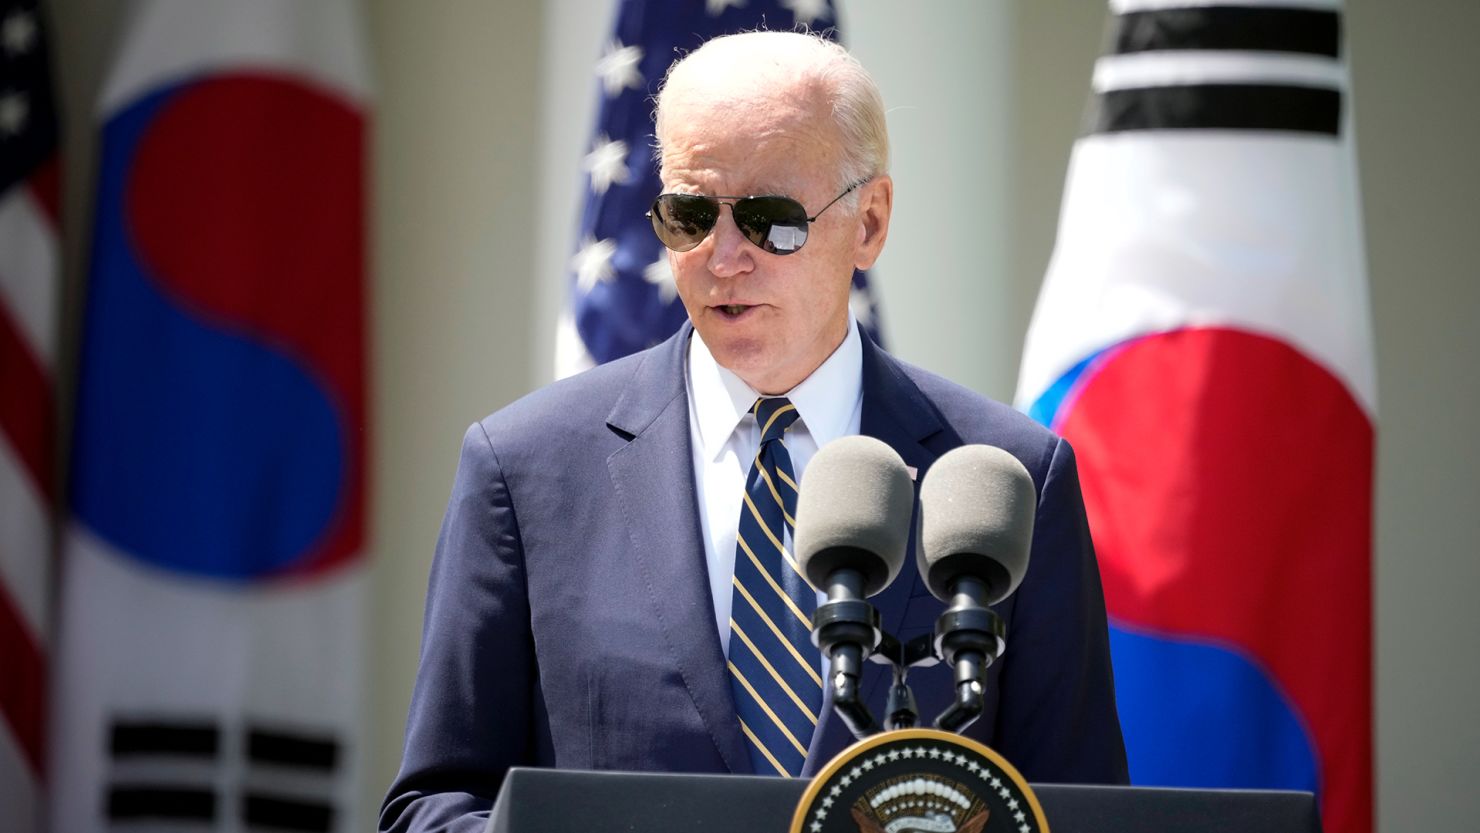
[381,325,1127,832]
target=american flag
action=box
[0,0,59,829]
[556,0,885,377]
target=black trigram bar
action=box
[1113,6,1341,58]
[246,726,340,771]
[107,786,216,822]
[110,720,219,758]
[1090,84,1342,136]
[244,793,335,833]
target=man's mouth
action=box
[718,304,752,316]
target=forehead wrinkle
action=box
[663,142,828,197]
[659,88,841,197]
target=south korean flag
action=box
[1016,3,1374,833]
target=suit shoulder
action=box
[892,356,1063,475]
[477,348,649,448]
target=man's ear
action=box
[854,175,893,270]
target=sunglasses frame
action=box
[647,179,868,256]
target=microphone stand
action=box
[812,571,882,739]
[932,576,1007,734]
[875,631,933,731]
[813,583,1006,740]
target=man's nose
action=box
[706,206,755,278]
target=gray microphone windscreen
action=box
[918,445,1036,604]
[795,435,914,597]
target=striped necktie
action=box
[728,396,821,776]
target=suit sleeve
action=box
[992,436,1129,784]
[380,423,537,832]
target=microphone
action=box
[918,444,1036,733]
[795,435,914,739]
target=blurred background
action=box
[22,0,1478,830]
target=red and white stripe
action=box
[0,149,60,829]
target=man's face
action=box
[658,86,889,394]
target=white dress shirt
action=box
[684,317,865,657]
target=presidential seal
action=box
[789,729,1048,833]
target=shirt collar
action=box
[688,317,864,461]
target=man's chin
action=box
[701,339,780,391]
[708,342,769,377]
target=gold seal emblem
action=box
[790,729,1049,833]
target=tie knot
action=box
[752,397,799,445]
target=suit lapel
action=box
[804,333,952,774]
[605,323,751,774]
[857,334,946,705]
[603,326,947,774]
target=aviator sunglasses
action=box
[647,180,867,255]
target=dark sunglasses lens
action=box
[733,196,810,254]
[652,194,719,252]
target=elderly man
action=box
[381,31,1126,832]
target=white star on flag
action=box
[0,91,28,136]
[572,236,618,292]
[2,8,37,56]
[781,0,829,26]
[583,134,631,195]
[595,39,644,96]
[643,255,677,304]
[706,0,746,16]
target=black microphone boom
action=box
[795,435,914,740]
[918,444,1036,733]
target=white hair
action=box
[653,31,889,208]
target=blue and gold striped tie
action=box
[728,396,821,776]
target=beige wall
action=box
[45,1,1480,830]
[1347,1,1480,825]
[364,0,543,816]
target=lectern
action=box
[486,767,1320,833]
